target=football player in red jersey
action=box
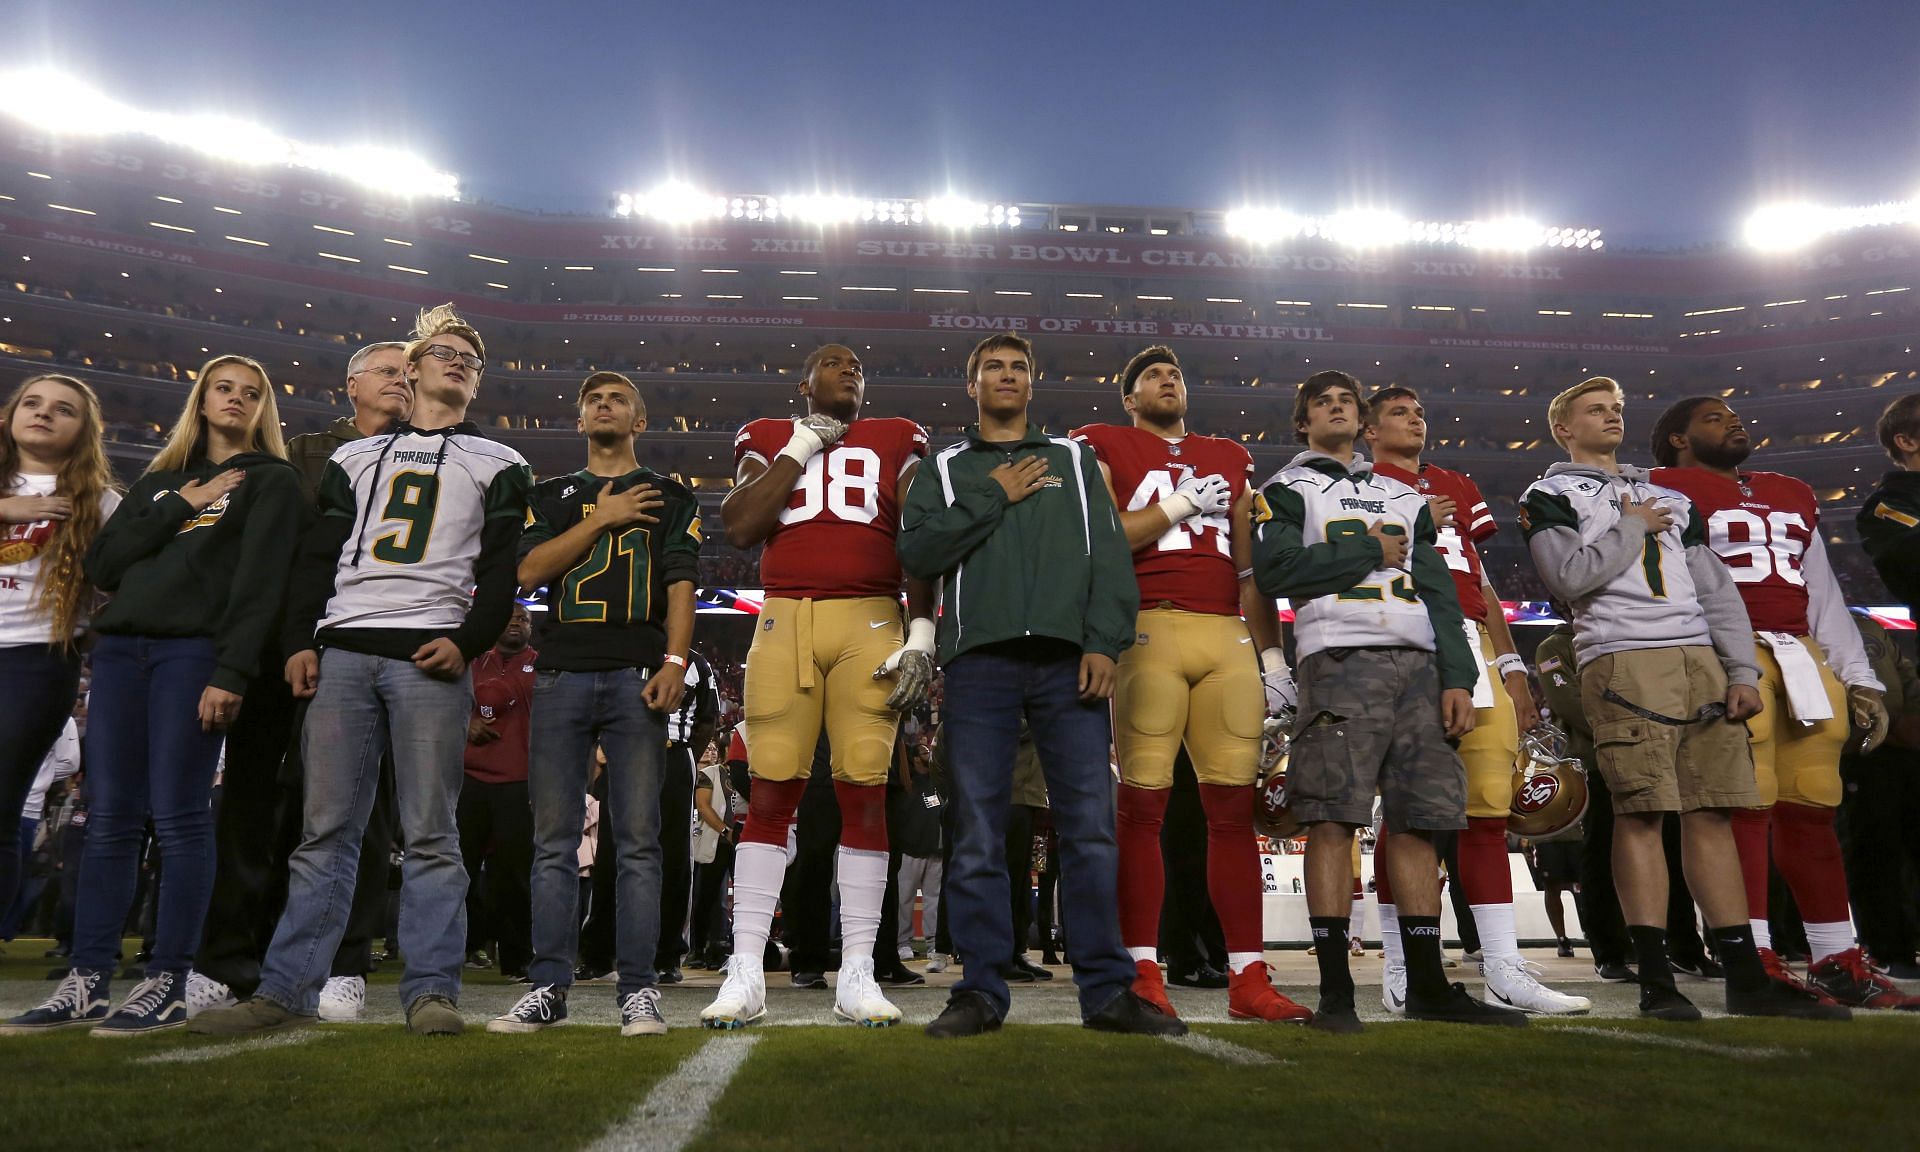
[700,345,936,1029]
[1364,386,1591,1015]
[1070,346,1310,1024]
[1652,397,1913,1010]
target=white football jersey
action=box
[315,426,532,633]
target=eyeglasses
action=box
[419,344,484,371]
[351,366,406,381]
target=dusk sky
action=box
[12,0,1920,246]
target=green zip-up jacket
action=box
[84,451,305,694]
[1858,470,1920,611]
[898,423,1138,664]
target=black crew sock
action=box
[1400,915,1451,1001]
[1309,917,1354,999]
[1708,925,1768,993]
[1629,925,1676,990]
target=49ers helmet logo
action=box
[1515,774,1560,813]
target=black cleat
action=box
[924,991,1002,1039]
[1083,990,1188,1037]
[1167,964,1230,989]
[1639,982,1703,1022]
[1405,982,1529,1028]
[1726,979,1852,1021]
[1308,987,1364,1035]
[1594,962,1637,982]
[790,970,827,989]
[1671,956,1725,980]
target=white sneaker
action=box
[620,987,668,1037]
[318,975,367,1023]
[898,945,915,962]
[700,954,766,1029]
[832,956,901,1028]
[1382,962,1408,1015]
[926,952,950,974]
[184,971,235,1019]
[1483,955,1591,1015]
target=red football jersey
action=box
[1069,423,1253,615]
[1650,467,1816,635]
[1372,460,1493,622]
[734,416,929,600]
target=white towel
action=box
[1759,632,1834,722]
[1464,619,1495,709]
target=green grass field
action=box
[4,939,1917,1151]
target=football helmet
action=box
[1508,722,1588,841]
[1254,708,1302,841]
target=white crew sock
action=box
[729,841,787,962]
[1127,946,1158,964]
[1378,903,1403,968]
[1470,902,1521,963]
[1227,952,1264,975]
[835,846,888,964]
[1805,921,1855,964]
[1750,918,1773,952]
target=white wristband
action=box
[663,654,687,669]
[1160,493,1198,525]
[1259,647,1288,677]
[776,424,823,468]
[1494,653,1527,679]
[904,617,937,655]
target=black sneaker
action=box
[1639,982,1703,1021]
[1556,940,1575,959]
[1084,990,1189,1037]
[1671,956,1725,980]
[790,970,827,989]
[1014,956,1054,981]
[465,950,493,971]
[487,984,569,1033]
[924,991,1002,1039]
[93,972,189,1037]
[875,963,927,987]
[1726,979,1852,1021]
[1594,962,1637,982]
[1,968,109,1034]
[657,967,684,985]
[1405,982,1529,1028]
[573,964,613,983]
[1308,987,1363,1035]
[1167,964,1230,989]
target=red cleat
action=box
[1132,960,1178,1018]
[1227,961,1314,1024]
[1808,948,1920,1011]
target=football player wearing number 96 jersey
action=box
[701,345,936,1030]
[1521,376,1843,1022]
[1070,345,1310,1025]
[1366,386,1590,1017]
[1652,398,1910,1010]
[196,304,533,1039]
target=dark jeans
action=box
[73,636,224,977]
[1,816,43,938]
[655,744,695,970]
[943,644,1133,1021]
[0,644,81,915]
[458,776,533,975]
[197,687,397,993]
[1839,746,1920,965]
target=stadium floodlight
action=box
[0,68,460,199]
[1743,199,1919,251]
[619,183,728,223]
[1317,210,1409,248]
[1230,206,1603,251]
[613,187,1020,229]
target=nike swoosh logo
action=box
[869,621,890,629]
[1387,989,1404,1008]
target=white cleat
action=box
[1483,956,1591,1015]
[318,975,367,1023]
[832,956,901,1028]
[184,971,235,1019]
[701,954,767,1030]
[1383,962,1408,1015]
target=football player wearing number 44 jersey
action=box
[1070,346,1310,1025]
[1652,398,1912,1011]
[701,345,937,1030]
[1364,387,1591,1017]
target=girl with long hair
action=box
[2,356,305,1036]
[0,373,119,934]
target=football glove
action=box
[1259,646,1297,713]
[776,413,849,468]
[1161,474,1232,524]
[1850,683,1890,754]
[875,617,938,712]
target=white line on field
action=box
[138,1029,333,1065]
[583,1034,760,1152]
[1555,1025,1804,1060]
[1162,1032,1285,1066]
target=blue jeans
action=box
[256,648,471,1013]
[73,635,224,976]
[943,646,1134,1021]
[0,643,81,914]
[527,668,667,999]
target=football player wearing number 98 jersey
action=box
[196,304,533,1039]
[1652,398,1910,1010]
[1070,345,1309,1026]
[1521,376,1844,1023]
[1366,386,1590,1017]
[701,345,936,1030]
